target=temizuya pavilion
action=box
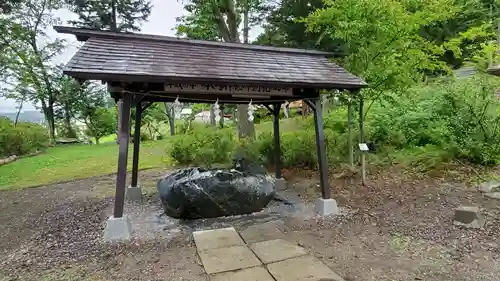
[54,26,367,241]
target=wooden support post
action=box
[306,98,331,199]
[272,103,282,179]
[131,102,142,188]
[347,97,354,167]
[116,100,123,144]
[113,94,132,218]
[359,95,366,185]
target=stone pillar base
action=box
[126,185,142,201]
[275,178,287,191]
[103,216,132,242]
[314,198,339,216]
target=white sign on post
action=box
[164,84,292,96]
[358,143,369,151]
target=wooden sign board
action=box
[164,84,292,96]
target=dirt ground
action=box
[0,166,499,281]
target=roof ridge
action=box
[53,26,334,56]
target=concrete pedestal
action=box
[103,216,132,242]
[314,198,339,216]
[275,178,286,191]
[126,185,142,201]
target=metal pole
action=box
[359,95,366,185]
[272,103,282,179]
[311,98,331,199]
[113,94,132,218]
[131,102,142,188]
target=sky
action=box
[0,0,262,113]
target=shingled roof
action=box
[55,26,365,89]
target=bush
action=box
[366,74,500,166]
[168,75,500,171]
[169,126,235,167]
[0,117,50,158]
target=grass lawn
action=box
[0,141,172,189]
[0,119,302,189]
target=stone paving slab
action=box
[250,238,307,264]
[267,255,345,281]
[210,266,275,281]
[198,245,261,274]
[240,221,285,244]
[193,227,244,251]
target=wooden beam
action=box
[272,102,283,179]
[308,98,331,199]
[113,94,132,218]
[131,102,142,188]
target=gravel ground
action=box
[0,166,499,281]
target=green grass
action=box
[98,134,117,144]
[0,119,301,190]
[0,140,172,189]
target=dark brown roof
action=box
[55,26,366,89]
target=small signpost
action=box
[358,143,369,152]
[359,143,368,185]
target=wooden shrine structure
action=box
[54,26,366,241]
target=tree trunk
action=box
[111,0,117,31]
[14,100,23,127]
[236,0,255,138]
[41,97,56,143]
[322,94,328,116]
[164,102,175,136]
[210,104,216,126]
[219,105,225,128]
[41,105,56,143]
[237,104,255,138]
[64,102,76,138]
[95,137,100,145]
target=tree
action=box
[163,102,176,136]
[305,0,456,118]
[52,72,109,138]
[0,0,22,13]
[53,74,81,138]
[176,0,270,139]
[420,0,500,69]
[66,0,152,32]
[0,0,66,143]
[66,0,152,142]
[84,107,116,144]
[254,0,345,53]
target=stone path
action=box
[192,222,345,281]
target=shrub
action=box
[169,126,234,167]
[0,117,50,157]
[366,74,500,166]
[168,74,500,171]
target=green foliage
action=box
[367,75,500,166]
[169,126,235,167]
[66,0,152,32]
[420,0,500,68]
[306,0,455,99]
[84,107,117,144]
[0,0,66,141]
[0,117,49,157]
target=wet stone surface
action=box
[127,189,314,240]
[157,167,276,219]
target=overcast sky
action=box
[0,0,262,113]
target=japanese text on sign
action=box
[164,84,292,95]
